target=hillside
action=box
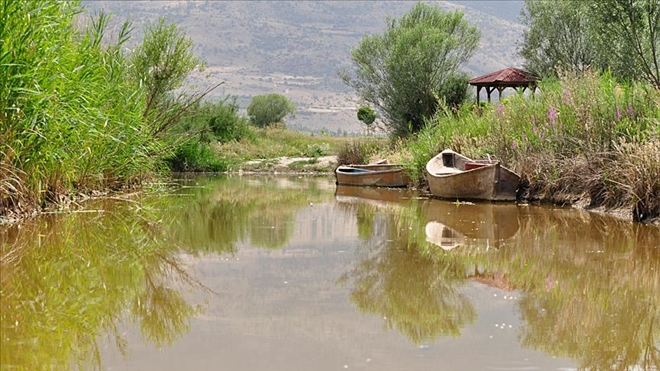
[82,1,525,133]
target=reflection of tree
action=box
[519,295,659,370]
[342,241,476,344]
[165,175,332,253]
[250,211,295,249]
[134,253,207,348]
[340,201,477,344]
[498,209,660,370]
[0,205,205,371]
[356,205,376,240]
[0,175,336,370]
[340,193,660,368]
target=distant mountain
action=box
[82,1,525,133]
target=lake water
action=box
[1,175,659,370]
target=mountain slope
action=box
[82,1,525,133]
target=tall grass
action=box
[1,1,163,217]
[405,70,660,221]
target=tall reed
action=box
[1,1,162,218]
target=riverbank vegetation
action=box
[396,70,660,222]
[0,0,220,219]
[2,0,659,223]
[338,1,660,222]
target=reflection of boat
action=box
[334,185,414,208]
[335,163,410,187]
[423,199,520,249]
[424,222,466,251]
[425,149,520,201]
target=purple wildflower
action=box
[496,103,505,117]
[627,104,635,117]
[548,105,559,124]
[616,107,622,121]
[512,139,518,150]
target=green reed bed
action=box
[403,70,660,221]
[1,1,165,219]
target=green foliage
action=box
[166,141,227,172]
[520,0,660,87]
[1,0,162,214]
[519,0,597,78]
[0,203,202,370]
[408,70,660,219]
[0,1,233,216]
[336,140,381,165]
[340,2,480,138]
[589,0,660,88]
[303,143,327,157]
[131,17,214,137]
[177,98,253,144]
[246,93,296,128]
[357,106,377,126]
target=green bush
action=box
[177,98,253,144]
[166,141,227,172]
[247,93,295,128]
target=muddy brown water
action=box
[1,175,658,370]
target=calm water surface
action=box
[1,175,659,370]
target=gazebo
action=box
[468,67,538,104]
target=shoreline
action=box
[3,166,657,227]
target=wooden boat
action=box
[425,149,520,201]
[335,163,410,188]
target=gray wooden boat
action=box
[425,149,520,201]
[335,163,410,188]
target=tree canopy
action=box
[519,0,660,87]
[131,17,222,137]
[246,93,295,128]
[340,2,480,138]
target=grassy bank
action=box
[397,70,660,222]
[1,1,168,219]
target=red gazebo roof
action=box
[469,67,538,87]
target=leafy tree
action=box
[519,0,660,87]
[131,17,223,137]
[357,106,377,134]
[519,0,598,78]
[246,93,295,128]
[437,72,472,110]
[357,106,376,126]
[340,2,480,138]
[589,0,660,88]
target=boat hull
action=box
[425,150,519,201]
[335,164,410,188]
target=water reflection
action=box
[423,201,520,250]
[0,201,204,371]
[0,175,337,370]
[337,188,660,369]
[167,175,333,252]
[336,188,478,344]
[1,175,658,370]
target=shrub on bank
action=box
[165,142,228,173]
[405,70,660,221]
[337,140,384,165]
